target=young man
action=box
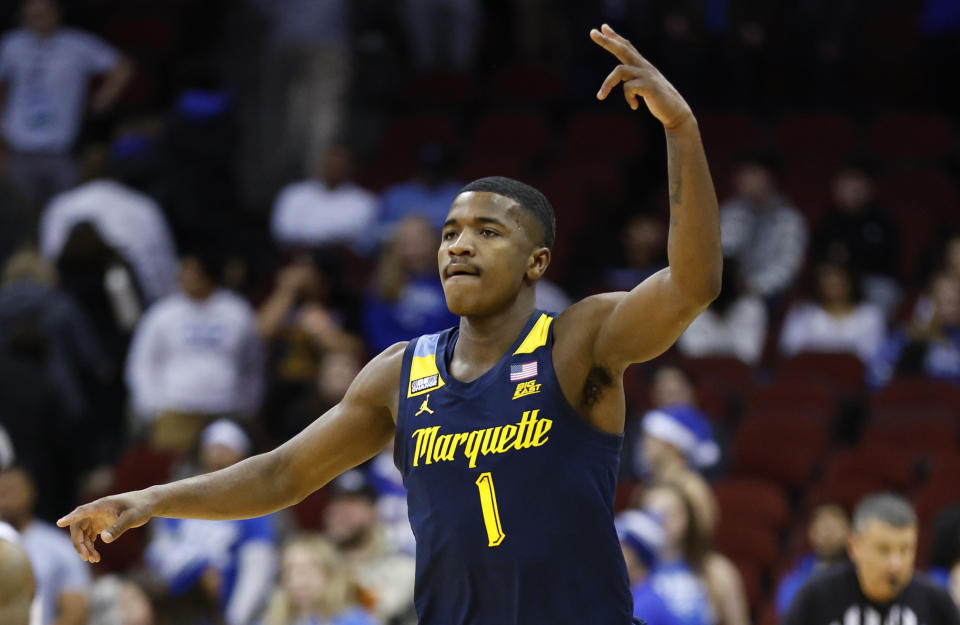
[58,24,721,625]
[783,493,960,625]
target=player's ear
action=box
[526,247,551,281]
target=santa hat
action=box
[642,403,720,469]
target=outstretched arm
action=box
[588,25,721,368]
[58,343,405,563]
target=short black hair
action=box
[459,176,556,249]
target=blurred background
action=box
[0,1,959,625]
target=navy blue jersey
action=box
[394,310,633,625]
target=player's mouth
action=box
[444,263,481,280]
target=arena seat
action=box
[696,113,765,160]
[805,475,890,513]
[859,418,958,457]
[680,356,756,399]
[819,446,916,492]
[868,114,956,160]
[732,418,827,487]
[714,477,790,531]
[561,112,646,159]
[776,352,865,396]
[467,111,552,161]
[715,519,780,572]
[488,64,568,105]
[743,378,837,425]
[774,113,858,164]
[869,378,960,423]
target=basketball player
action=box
[58,24,721,625]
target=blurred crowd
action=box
[0,1,959,625]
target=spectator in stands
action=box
[366,442,416,557]
[145,420,277,625]
[0,249,105,422]
[379,142,462,234]
[323,471,416,625]
[779,260,886,363]
[810,165,900,316]
[616,509,682,625]
[362,216,457,352]
[88,574,156,625]
[40,158,179,304]
[278,348,362,442]
[0,519,35,625]
[600,211,668,292]
[261,534,377,625]
[126,251,264,451]
[258,254,363,438]
[641,481,715,625]
[720,154,807,298]
[0,467,90,625]
[271,145,379,253]
[0,139,36,269]
[402,0,481,71]
[775,503,851,617]
[678,257,767,365]
[869,273,960,387]
[783,493,960,625]
[0,0,133,205]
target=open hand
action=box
[56,492,154,563]
[590,24,693,129]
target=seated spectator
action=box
[145,420,278,625]
[260,534,377,625]
[811,164,900,316]
[678,257,767,365]
[258,254,363,438]
[366,442,416,556]
[599,211,668,292]
[639,404,721,482]
[271,145,378,253]
[775,503,851,617]
[126,252,264,451]
[379,143,462,234]
[88,574,156,625]
[323,471,416,625]
[0,519,36,625]
[720,154,807,298]
[869,273,960,387]
[40,173,179,304]
[779,260,886,363]
[616,510,682,625]
[278,348,362,441]
[641,481,715,625]
[363,216,457,352]
[0,467,90,625]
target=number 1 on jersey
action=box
[475,472,505,547]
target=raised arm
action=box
[58,343,405,563]
[587,25,721,368]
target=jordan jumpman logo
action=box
[416,394,435,416]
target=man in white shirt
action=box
[125,253,264,451]
[40,178,179,303]
[271,144,378,253]
[0,468,89,625]
[0,0,133,203]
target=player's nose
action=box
[447,231,475,256]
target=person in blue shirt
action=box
[617,509,683,625]
[363,216,457,352]
[379,142,463,235]
[145,420,278,625]
[775,502,851,617]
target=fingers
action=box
[68,522,100,563]
[590,24,642,65]
[597,65,640,100]
[623,79,651,110]
[57,505,86,527]
[102,508,140,543]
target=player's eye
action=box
[481,229,499,238]
[442,230,457,241]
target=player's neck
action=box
[454,296,537,375]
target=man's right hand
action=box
[56,491,155,563]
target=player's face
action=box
[848,520,916,602]
[439,192,547,316]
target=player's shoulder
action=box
[554,292,625,345]
[348,341,408,401]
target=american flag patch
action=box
[509,361,538,381]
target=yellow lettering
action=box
[481,426,503,455]
[434,434,453,463]
[515,411,534,449]
[497,424,518,453]
[532,417,553,446]
[465,430,483,468]
[522,410,540,447]
[447,432,469,461]
[412,426,440,467]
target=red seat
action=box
[806,475,891,512]
[732,418,827,486]
[744,378,837,424]
[869,378,960,425]
[859,418,958,457]
[715,519,780,571]
[715,477,790,531]
[680,356,756,399]
[729,558,765,614]
[776,352,865,396]
[697,113,764,160]
[378,115,459,160]
[877,168,959,220]
[820,446,916,492]
[488,64,567,105]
